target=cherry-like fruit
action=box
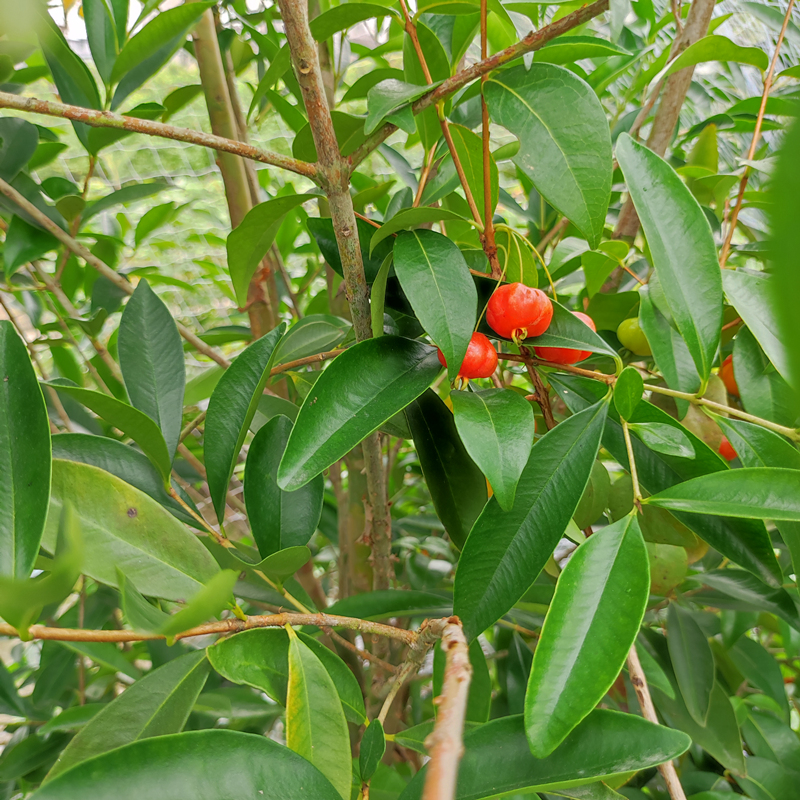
[486,283,553,341]
[535,311,596,364]
[718,436,737,461]
[437,332,498,379]
[720,354,739,397]
[616,317,652,356]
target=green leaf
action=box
[454,399,609,641]
[359,720,385,783]
[525,514,649,757]
[311,3,399,39]
[448,124,498,226]
[0,321,51,578]
[647,468,800,520]
[43,460,219,601]
[110,3,215,109]
[398,710,690,799]
[207,628,366,725]
[372,254,393,338]
[370,207,469,254]
[278,337,440,491]
[47,381,172,484]
[730,636,790,723]
[244,415,324,558]
[742,709,800,768]
[434,638,492,723]
[0,118,39,182]
[134,201,182,246]
[365,79,439,136]
[207,540,311,584]
[205,325,284,521]
[32,730,342,800]
[484,64,611,248]
[307,216,392,284]
[158,570,237,639]
[405,390,488,550]
[616,134,722,383]
[495,227,538,287]
[326,589,452,620]
[657,35,769,82]
[394,230,477,381]
[83,0,119,84]
[4,215,59,275]
[666,604,715,726]
[581,241,628,298]
[536,35,631,64]
[285,627,352,800]
[82,182,167,222]
[613,366,643,421]
[117,569,170,632]
[227,195,316,307]
[628,422,695,459]
[39,705,104,735]
[119,280,185,460]
[451,388,534,511]
[272,315,352,367]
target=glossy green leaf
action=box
[207,540,311,584]
[371,254,393,338]
[485,64,611,249]
[278,337,440,491]
[370,207,468,254]
[581,241,628,298]
[536,35,630,64]
[117,569,170,632]
[118,280,185,460]
[613,366,642,421]
[39,705,104,736]
[45,651,210,781]
[647,468,800,520]
[82,0,118,85]
[398,710,690,799]
[658,35,769,82]
[617,134,722,382]
[451,388,534,511]
[285,627,352,799]
[667,604,714,725]
[359,721,385,783]
[326,589,452,621]
[525,514,649,756]
[33,730,342,800]
[205,325,284,521]
[628,422,695,459]
[43,460,219,601]
[110,3,215,109]
[158,570,238,639]
[365,79,439,136]
[394,230,477,381]
[448,124,498,225]
[82,182,167,222]
[0,321,51,578]
[272,315,351,367]
[227,195,316,307]
[405,390,487,549]
[454,399,609,641]
[742,709,800,769]
[208,628,366,725]
[244,415,324,558]
[730,636,790,722]
[4,216,59,275]
[0,118,39,182]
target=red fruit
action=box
[437,332,498,379]
[535,311,596,364]
[720,354,739,397]
[487,283,553,341]
[719,436,737,461]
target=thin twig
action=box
[180,410,207,443]
[622,420,643,507]
[521,350,556,430]
[480,0,501,277]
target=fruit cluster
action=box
[437,283,597,379]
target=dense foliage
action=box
[0,0,798,798]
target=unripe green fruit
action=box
[617,318,652,356]
[647,542,688,595]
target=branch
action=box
[422,619,472,800]
[349,0,610,165]
[627,644,688,800]
[0,91,317,181]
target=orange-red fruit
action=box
[486,283,553,340]
[535,311,596,364]
[720,354,739,397]
[719,436,737,461]
[437,332,498,379]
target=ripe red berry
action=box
[486,283,553,341]
[534,311,596,364]
[720,355,739,397]
[437,332,498,379]
[718,436,737,461]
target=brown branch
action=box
[349,0,610,166]
[0,91,317,180]
[627,644,688,800]
[499,351,615,383]
[521,349,556,429]
[480,0,501,277]
[0,176,232,370]
[270,347,343,376]
[422,619,472,800]
[719,0,795,267]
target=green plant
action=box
[0,0,799,798]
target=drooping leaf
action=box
[244,415,324,558]
[627,422,695,459]
[657,35,769,82]
[278,337,441,491]
[204,325,284,521]
[535,35,631,64]
[46,651,210,781]
[43,460,219,601]
[365,79,440,136]
[451,388,534,511]
[32,730,342,800]
[0,321,51,578]
[613,366,643,421]
[525,514,649,757]
[484,63,612,248]
[667,604,715,726]
[326,589,452,621]
[394,229,477,381]
[454,398,609,641]
[82,182,168,222]
[272,315,352,367]
[359,721,385,783]
[616,134,722,383]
